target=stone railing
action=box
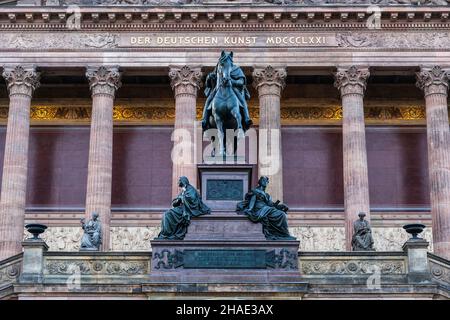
[428,253,450,291]
[43,252,151,284]
[1,236,449,299]
[0,253,22,298]
[299,251,408,284]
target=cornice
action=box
[0,7,449,31]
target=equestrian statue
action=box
[201,51,253,157]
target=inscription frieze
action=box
[0,32,449,50]
[119,33,336,48]
[152,249,298,269]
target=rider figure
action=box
[201,51,253,131]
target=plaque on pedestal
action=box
[198,164,252,211]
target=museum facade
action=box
[0,0,450,299]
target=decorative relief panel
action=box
[1,32,450,50]
[23,227,82,252]
[255,0,447,5]
[0,258,21,287]
[50,0,450,6]
[44,259,149,275]
[0,105,427,124]
[0,33,118,50]
[290,227,346,251]
[300,258,406,275]
[429,257,450,288]
[23,226,160,252]
[111,226,161,251]
[336,32,450,49]
[372,227,433,252]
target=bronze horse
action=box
[203,51,252,157]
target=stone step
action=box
[185,210,265,241]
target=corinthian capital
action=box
[169,65,203,97]
[2,65,40,97]
[252,66,287,96]
[334,66,370,97]
[86,66,122,97]
[416,66,450,97]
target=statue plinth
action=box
[198,164,253,211]
[149,239,301,284]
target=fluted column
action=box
[0,65,40,260]
[85,66,121,251]
[169,65,202,196]
[416,66,450,259]
[334,66,371,250]
[253,66,286,202]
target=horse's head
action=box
[217,51,234,87]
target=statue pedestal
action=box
[146,163,306,297]
[198,164,253,211]
[149,239,301,284]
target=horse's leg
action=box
[215,118,226,157]
[230,104,245,140]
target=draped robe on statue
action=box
[157,184,211,240]
[351,219,374,251]
[237,188,295,240]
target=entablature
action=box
[0,3,450,29]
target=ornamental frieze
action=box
[300,259,406,275]
[336,32,450,49]
[41,0,450,6]
[0,104,427,124]
[0,32,450,50]
[44,259,149,275]
[0,33,118,50]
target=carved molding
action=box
[0,33,118,50]
[429,257,450,288]
[86,66,122,97]
[336,32,450,49]
[0,104,429,124]
[0,257,21,287]
[2,65,40,97]
[1,32,450,50]
[334,65,370,97]
[169,65,203,97]
[416,66,450,97]
[300,258,406,275]
[44,259,149,275]
[252,66,287,97]
[255,0,448,5]
[40,0,450,6]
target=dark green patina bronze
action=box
[183,250,267,269]
[156,176,211,240]
[206,179,244,201]
[201,51,253,157]
[237,176,296,241]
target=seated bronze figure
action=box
[156,176,211,240]
[237,176,296,240]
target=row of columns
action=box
[0,64,449,260]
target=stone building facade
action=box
[0,0,450,299]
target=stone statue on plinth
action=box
[156,176,211,240]
[80,212,102,251]
[351,212,375,251]
[236,176,296,240]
